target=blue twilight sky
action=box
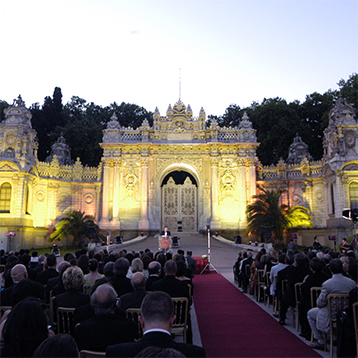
[1,0,357,117]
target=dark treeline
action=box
[0,73,356,167]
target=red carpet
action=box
[194,272,321,358]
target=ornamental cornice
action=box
[155,157,203,175]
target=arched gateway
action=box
[99,100,258,233]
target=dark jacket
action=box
[109,275,133,297]
[118,290,148,310]
[106,331,206,357]
[36,267,59,285]
[75,313,137,352]
[151,275,190,301]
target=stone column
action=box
[112,162,120,224]
[138,157,149,230]
[210,157,221,230]
[100,161,110,225]
[237,159,247,225]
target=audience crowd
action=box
[0,246,200,357]
[1,236,357,357]
[233,238,358,356]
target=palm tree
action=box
[49,210,97,247]
[246,187,312,243]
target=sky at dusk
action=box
[1,0,357,117]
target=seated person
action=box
[75,284,137,352]
[84,258,104,285]
[106,291,206,357]
[340,238,354,254]
[33,333,79,357]
[54,266,90,310]
[118,272,148,310]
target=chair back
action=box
[57,307,76,335]
[257,270,265,285]
[126,308,142,340]
[327,293,350,358]
[310,286,322,308]
[265,271,271,307]
[294,282,302,305]
[49,292,56,327]
[172,297,189,343]
[0,306,11,319]
[328,293,350,322]
[281,279,288,296]
[83,283,93,296]
[353,302,358,357]
[294,282,302,331]
[79,349,106,357]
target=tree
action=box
[245,98,301,165]
[0,100,9,122]
[297,91,335,160]
[31,87,65,161]
[49,210,97,247]
[246,187,312,243]
[337,73,357,110]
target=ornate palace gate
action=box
[161,176,197,233]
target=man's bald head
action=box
[11,264,28,283]
[164,260,177,276]
[131,272,146,291]
[148,261,161,276]
[91,283,117,315]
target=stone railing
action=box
[261,160,323,181]
[37,160,100,182]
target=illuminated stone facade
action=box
[99,101,258,233]
[0,96,357,249]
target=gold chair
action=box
[265,271,271,307]
[79,350,106,358]
[126,308,143,340]
[49,292,56,328]
[0,306,12,320]
[353,302,358,357]
[57,307,76,335]
[272,276,279,315]
[327,293,350,358]
[83,283,93,296]
[309,286,322,342]
[256,269,265,303]
[293,282,302,331]
[172,297,189,343]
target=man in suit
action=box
[151,260,190,302]
[119,272,148,310]
[1,264,28,306]
[35,254,59,285]
[186,251,196,278]
[307,258,356,350]
[109,258,133,297]
[269,253,287,296]
[146,261,162,291]
[239,251,254,293]
[161,226,171,236]
[278,253,311,325]
[106,291,206,357]
[34,254,46,273]
[75,283,137,352]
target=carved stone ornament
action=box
[107,113,120,129]
[345,130,356,148]
[286,134,313,164]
